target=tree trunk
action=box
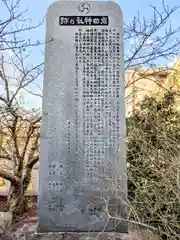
[7,167,32,214]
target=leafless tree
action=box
[124,0,180,112]
[0,0,43,213]
[0,0,44,51]
[125,1,180,69]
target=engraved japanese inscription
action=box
[75,28,121,185]
[59,16,109,26]
[38,1,127,233]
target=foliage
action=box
[127,91,180,239]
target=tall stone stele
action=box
[38,0,127,233]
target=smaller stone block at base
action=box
[25,232,128,240]
[25,229,160,240]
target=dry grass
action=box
[126,91,180,239]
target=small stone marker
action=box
[38,0,127,234]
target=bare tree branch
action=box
[0,55,10,102]
[0,0,45,51]
[0,169,20,184]
[9,116,20,162]
[26,156,39,170]
[125,1,180,69]
[0,154,11,160]
[0,96,7,104]
[9,62,44,105]
[21,124,35,160]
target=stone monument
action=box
[37,0,127,236]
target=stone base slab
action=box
[25,232,128,240]
[24,230,160,240]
